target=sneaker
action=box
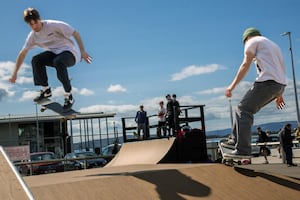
[287,163,297,167]
[34,88,52,102]
[224,150,251,158]
[263,160,269,164]
[63,94,74,110]
[220,137,236,146]
[227,138,236,145]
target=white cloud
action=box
[0,88,10,101]
[19,86,95,102]
[78,88,94,96]
[107,84,127,93]
[52,87,95,97]
[52,87,65,98]
[0,61,33,100]
[80,104,136,114]
[20,90,39,102]
[171,64,224,81]
[0,61,15,77]
[197,87,227,95]
[0,61,32,84]
[17,77,33,84]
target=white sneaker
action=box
[224,150,251,158]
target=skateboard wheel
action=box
[242,159,251,165]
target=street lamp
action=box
[35,103,40,152]
[228,98,234,127]
[281,31,300,122]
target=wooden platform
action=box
[23,163,300,200]
[1,139,299,200]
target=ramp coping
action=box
[0,146,35,200]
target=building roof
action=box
[0,112,116,124]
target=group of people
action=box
[158,94,181,137]
[134,94,180,140]
[256,125,298,167]
[278,123,298,167]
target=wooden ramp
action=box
[0,146,34,200]
[24,163,300,200]
[8,137,300,200]
[106,138,176,167]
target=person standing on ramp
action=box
[225,28,286,157]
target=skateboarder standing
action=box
[166,94,175,137]
[172,94,181,135]
[135,105,147,139]
[9,7,92,110]
[225,28,286,156]
[157,101,167,137]
[256,127,269,164]
[279,123,297,167]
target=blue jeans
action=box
[31,51,76,92]
[232,80,285,155]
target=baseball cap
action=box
[243,27,261,43]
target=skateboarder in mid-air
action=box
[9,7,92,110]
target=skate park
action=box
[1,104,300,200]
[1,135,300,200]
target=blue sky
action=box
[1,0,300,132]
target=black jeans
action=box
[283,146,293,164]
[31,51,76,93]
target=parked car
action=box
[19,152,64,176]
[64,151,107,170]
[101,143,122,156]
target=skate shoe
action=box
[34,88,52,102]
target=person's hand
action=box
[81,51,92,64]
[225,88,232,98]
[9,74,17,83]
[275,95,285,109]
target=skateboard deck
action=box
[218,141,252,166]
[36,98,77,119]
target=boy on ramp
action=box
[225,28,286,157]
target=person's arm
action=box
[9,48,28,83]
[225,50,254,98]
[135,112,139,123]
[72,30,92,63]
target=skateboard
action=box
[218,141,252,166]
[36,98,77,119]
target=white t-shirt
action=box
[23,20,79,62]
[245,36,286,85]
[158,107,166,122]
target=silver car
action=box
[64,151,107,170]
